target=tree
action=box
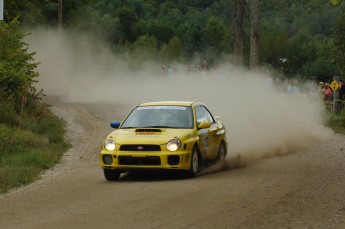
[3,0,44,26]
[331,5,345,76]
[249,0,259,69]
[303,57,337,82]
[161,36,182,63]
[145,20,175,45]
[58,0,62,30]
[284,30,317,76]
[202,16,227,52]
[0,19,40,112]
[234,0,244,65]
[117,6,143,43]
[260,30,288,68]
[130,35,158,66]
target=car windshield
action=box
[121,106,194,129]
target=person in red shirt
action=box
[324,83,332,101]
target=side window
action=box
[195,106,215,124]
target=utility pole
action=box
[234,0,244,66]
[249,0,259,69]
[58,0,62,31]
[0,0,3,21]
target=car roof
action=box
[139,101,196,107]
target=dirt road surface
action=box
[1,99,345,229]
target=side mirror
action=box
[110,122,120,129]
[198,121,211,129]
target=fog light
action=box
[168,155,180,165]
[103,155,113,165]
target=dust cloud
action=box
[26,29,333,170]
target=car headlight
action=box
[104,139,116,151]
[166,138,181,152]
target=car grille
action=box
[119,145,161,151]
[118,156,161,166]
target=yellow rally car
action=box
[100,101,227,180]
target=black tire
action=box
[103,169,121,181]
[217,141,227,161]
[186,146,200,178]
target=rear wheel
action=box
[186,146,200,178]
[217,141,227,161]
[103,169,121,181]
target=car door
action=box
[195,105,218,160]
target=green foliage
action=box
[284,30,317,76]
[303,57,337,82]
[326,110,345,134]
[332,5,345,77]
[0,19,40,113]
[3,0,44,26]
[302,38,338,81]
[0,90,18,126]
[260,30,289,68]
[0,125,44,154]
[161,36,182,62]
[145,20,175,45]
[129,35,158,67]
[117,5,143,43]
[26,107,68,144]
[202,16,227,52]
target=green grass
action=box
[326,110,345,134]
[0,109,70,193]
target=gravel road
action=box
[0,99,344,229]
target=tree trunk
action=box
[234,0,244,66]
[249,0,259,69]
[58,0,62,31]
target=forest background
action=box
[4,0,345,82]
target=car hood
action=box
[108,128,195,145]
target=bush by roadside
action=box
[0,107,70,193]
[326,109,345,134]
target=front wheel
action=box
[103,169,121,181]
[217,141,227,161]
[186,146,200,178]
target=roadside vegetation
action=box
[0,110,69,193]
[326,110,345,134]
[0,20,69,193]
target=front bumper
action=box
[100,150,192,171]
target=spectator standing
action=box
[319,82,325,94]
[324,83,332,101]
[339,79,345,100]
[339,79,345,111]
[202,60,209,70]
[324,83,332,112]
[187,64,197,74]
[287,79,299,94]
